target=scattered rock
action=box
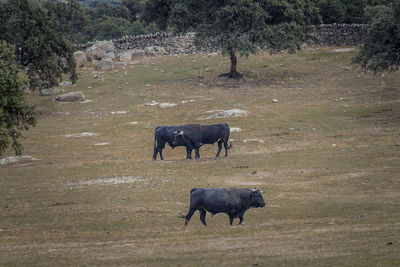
[329,48,355,53]
[181,100,195,104]
[55,91,85,102]
[230,127,242,133]
[272,99,278,103]
[203,109,247,119]
[118,50,133,62]
[85,40,115,61]
[94,59,114,71]
[145,84,151,88]
[59,81,73,87]
[94,143,109,146]
[127,122,139,125]
[243,139,264,143]
[145,46,167,56]
[39,88,59,96]
[74,51,87,67]
[131,49,146,57]
[67,176,144,187]
[0,156,39,165]
[110,111,128,115]
[65,132,98,138]
[145,101,158,106]
[159,103,177,108]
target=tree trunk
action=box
[229,49,241,78]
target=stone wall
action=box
[309,24,366,46]
[76,24,366,56]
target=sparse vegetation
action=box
[0,48,399,265]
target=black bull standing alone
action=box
[173,123,232,159]
[183,188,266,226]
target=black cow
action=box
[153,125,195,160]
[172,123,231,159]
[183,188,265,226]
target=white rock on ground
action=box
[0,156,39,165]
[85,40,115,61]
[230,127,242,133]
[118,50,133,62]
[243,139,264,143]
[74,51,87,67]
[329,48,355,53]
[110,111,128,115]
[94,58,114,71]
[94,143,109,146]
[145,101,159,106]
[159,103,177,108]
[65,132,98,138]
[203,109,247,119]
[55,91,85,102]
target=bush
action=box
[0,41,36,156]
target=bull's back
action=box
[200,124,230,143]
[189,188,246,210]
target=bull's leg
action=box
[223,139,229,157]
[185,208,197,226]
[153,142,158,160]
[186,147,192,159]
[238,216,244,225]
[194,147,200,159]
[199,209,207,226]
[215,141,223,158]
[229,216,235,225]
[155,141,165,160]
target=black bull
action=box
[183,188,266,226]
[173,123,232,159]
[153,125,194,160]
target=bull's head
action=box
[172,130,184,146]
[251,188,266,208]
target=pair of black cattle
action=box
[153,123,265,226]
[153,123,231,161]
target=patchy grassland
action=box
[1,47,400,266]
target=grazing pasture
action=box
[1,48,399,266]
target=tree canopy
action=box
[353,0,400,73]
[0,41,36,156]
[0,0,77,90]
[168,0,321,78]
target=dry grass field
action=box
[1,47,400,266]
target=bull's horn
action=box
[252,187,260,192]
[261,190,265,194]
